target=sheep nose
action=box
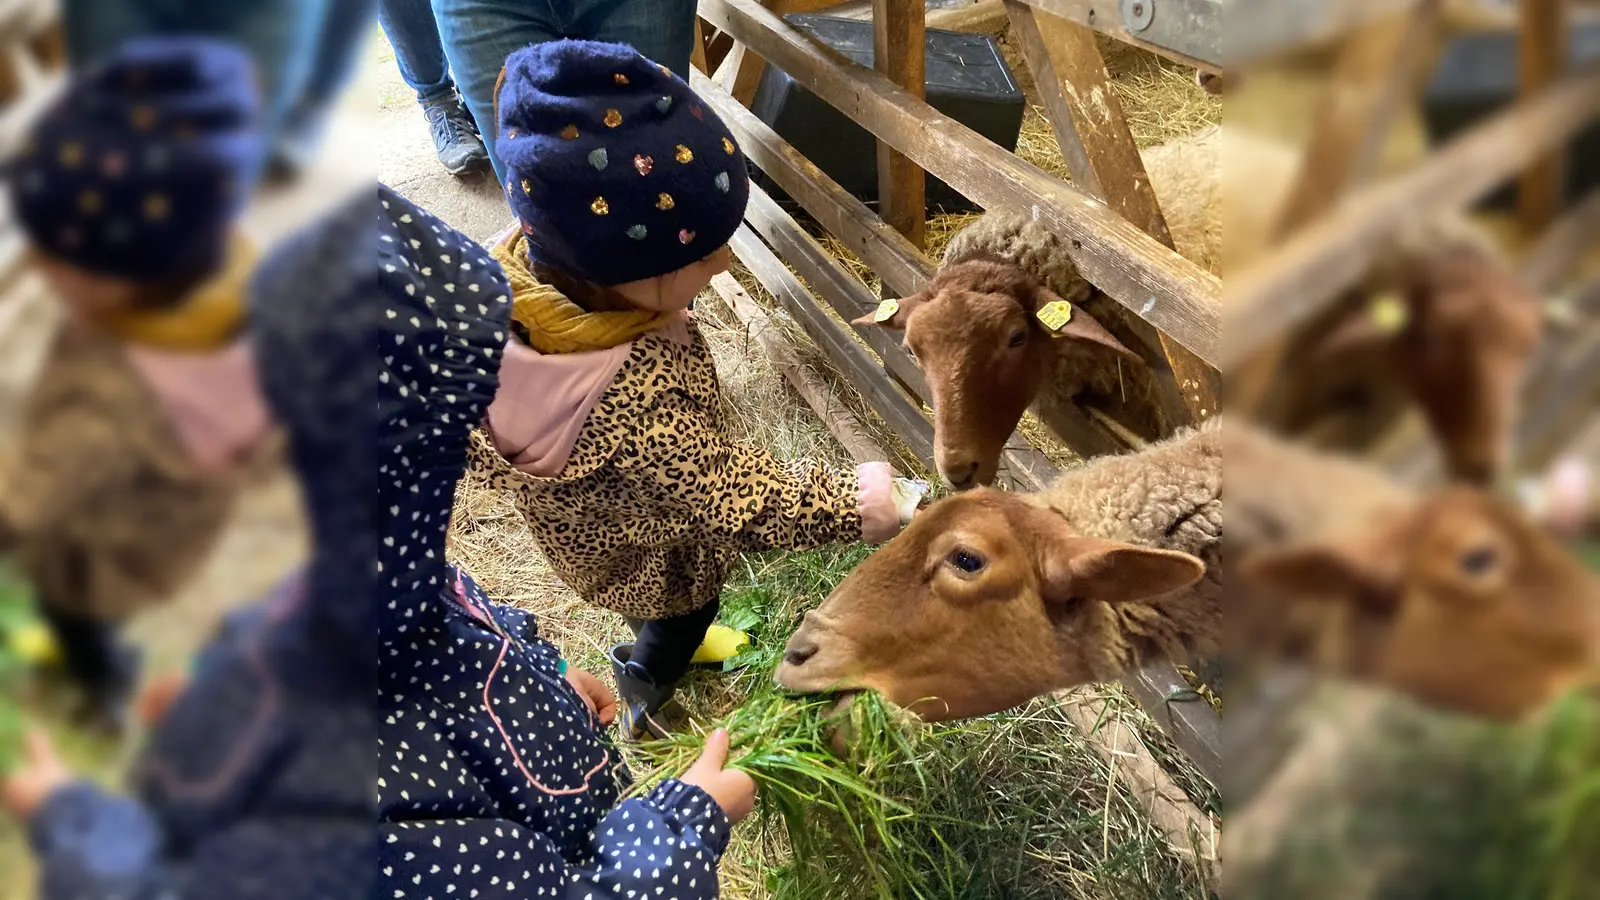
[944,462,980,491]
[783,637,819,668]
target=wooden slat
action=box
[1521,188,1600,292]
[695,71,1138,458]
[692,17,710,74]
[1025,0,1223,72]
[1223,64,1600,370]
[1123,663,1224,790]
[693,70,935,294]
[1519,0,1570,234]
[872,0,927,251]
[1515,322,1600,470]
[1006,0,1217,433]
[709,272,888,464]
[701,0,1222,366]
[729,223,940,463]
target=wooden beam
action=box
[1025,0,1223,72]
[1515,322,1600,470]
[1006,0,1218,432]
[1272,2,1442,234]
[1519,0,1570,234]
[930,0,1008,32]
[1520,188,1600,292]
[872,0,927,251]
[709,272,888,464]
[692,17,710,74]
[701,0,1222,366]
[697,73,1137,459]
[729,224,940,464]
[694,70,935,295]
[1222,64,1600,370]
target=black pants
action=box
[625,598,720,686]
[38,604,135,703]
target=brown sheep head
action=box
[1241,487,1600,720]
[1309,244,1545,485]
[853,258,1138,489]
[774,489,1206,721]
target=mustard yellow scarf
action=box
[492,230,668,354]
[98,235,256,352]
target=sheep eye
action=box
[1459,546,1498,577]
[948,549,986,574]
[1007,329,1027,348]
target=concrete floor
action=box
[364,29,511,244]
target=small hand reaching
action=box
[1,730,73,821]
[564,666,618,727]
[680,728,757,824]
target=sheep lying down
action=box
[776,419,1221,721]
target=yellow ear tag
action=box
[1368,293,1409,335]
[1036,300,1074,335]
[873,298,900,324]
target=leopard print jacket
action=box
[467,322,863,620]
[0,328,282,621]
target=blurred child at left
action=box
[0,36,282,734]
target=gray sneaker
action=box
[424,98,489,176]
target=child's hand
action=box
[680,728,757,824]
[1,730,73,821]
[137,671,190,727]
[564,666,617,727]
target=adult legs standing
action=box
[378,0,489,175]
[274,0,379,175]
[433,0,701,194]
[59,0,325,183]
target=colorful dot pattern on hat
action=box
[10,36,263,282]
[496,40,751,287]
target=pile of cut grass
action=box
[619,545,1214,900]
[0,563,31,770]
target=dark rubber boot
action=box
[610,643,677,741]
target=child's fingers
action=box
[23,730,55,766]
[695,728,730,771]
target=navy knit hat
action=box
[9,35,263,282]
[497,40,750,286]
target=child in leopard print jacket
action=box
[471,40,923,738]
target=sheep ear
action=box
[1034,288,1142,363]
[851,294,918,331]
[1240,530,1405,617]
[1040,535,1206,607]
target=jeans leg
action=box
[61,0,322,185]
[278,0,378,166]
[570,0,699,77]
[629,598,719,686]
[432,0,563,190]
[377,0,456,104]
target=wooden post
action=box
[1005,0,1217,431]
[1519,0,1569,234]
[718,0,840,106]
[872,0,927,251]
[692,17,710,74]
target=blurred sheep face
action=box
[854,259,1135,490]
[1314,247,1544,485]
[775,490,1206,721]
[1242,488,1600,720]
